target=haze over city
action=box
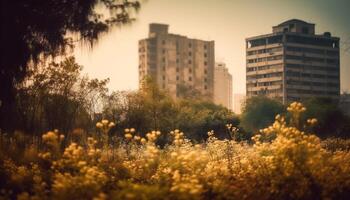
[74,0,350,94]
[2,1,350,199]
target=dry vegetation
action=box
[1,102,350,200]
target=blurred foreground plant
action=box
[0,102,349,200]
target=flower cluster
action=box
[1,102,350,199]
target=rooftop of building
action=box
[140,23,214,42]
[276,19,315,27]
[246,19,339,41]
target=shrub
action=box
[1,103,350,199]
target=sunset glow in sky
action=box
[74,0,350,94]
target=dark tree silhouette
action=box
[0,0,140,132]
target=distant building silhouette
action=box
[139,23,215,101]
[233,94,246,114]
[246,19,340,104]
[214,62,232,110]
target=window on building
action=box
[176,76,179,81]
[189,68,192,73]
[189,77,192,81]
[162,40,166,45]
[204,61,207,66]
[162,76,165,80]
[162,49,166,54]
[162,57,166,62]
[204,44,207,49]
[204,78,207,82]
[204,53,207,57]
[189,43,192,48]
[204,69,207,74]
[176,67,179,72]
[188,60,192,64]
[176,58,179,63]
[189,52,192,56]
[204,85,207,90]
[302,27,309,34]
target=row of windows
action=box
[163,57,208,66]
[163,75,209,82]
[287,96,301,102]
[286,63,339,72]
[247,34,339,49]
[161,66,209,74]
[286,80,339,88]
[285,54,339,64]
[286,46,339,56]
[247,72,283,80]
[247,55,283,63]
[247,80,283,87]
[161,49,208,57]
[247,64,283,72]
[286,35,339,48]
[162,40,208,49]
[138,44,157,52]
[258,80,282,87]
[247,35,283,47]
[162,83,209,91]
[286,70,339,79]
[286,89,338,95]
[249,88,283,95]
[139,54,157,60]
[247,47,283,55]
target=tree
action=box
[102,78,238,142]
[100,78,179,146]
[240,96,285,134]
[303,97,350,138]
[15,57,109,134]
[0,0,140,132]
[174,99,238,141]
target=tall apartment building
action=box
[139,23,215,100]
[246,19,340,104]
[214,62,232,109]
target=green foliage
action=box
[174,100,238,141]
[102,78,237,142]
[1,102,350,200]
[0,0,141,133]
[302,97,350,138]
[15,57,109,134]
[240,96,285,134]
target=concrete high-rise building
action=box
[246,19,340,104]
[139,23,215,100]
[214,62,232,109]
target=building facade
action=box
[233,94,246,114]
[214,62,232,109]
[139,23,215,100]
[246,19,340,104]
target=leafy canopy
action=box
[0,0,140,131]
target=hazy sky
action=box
[74,0,350,94]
